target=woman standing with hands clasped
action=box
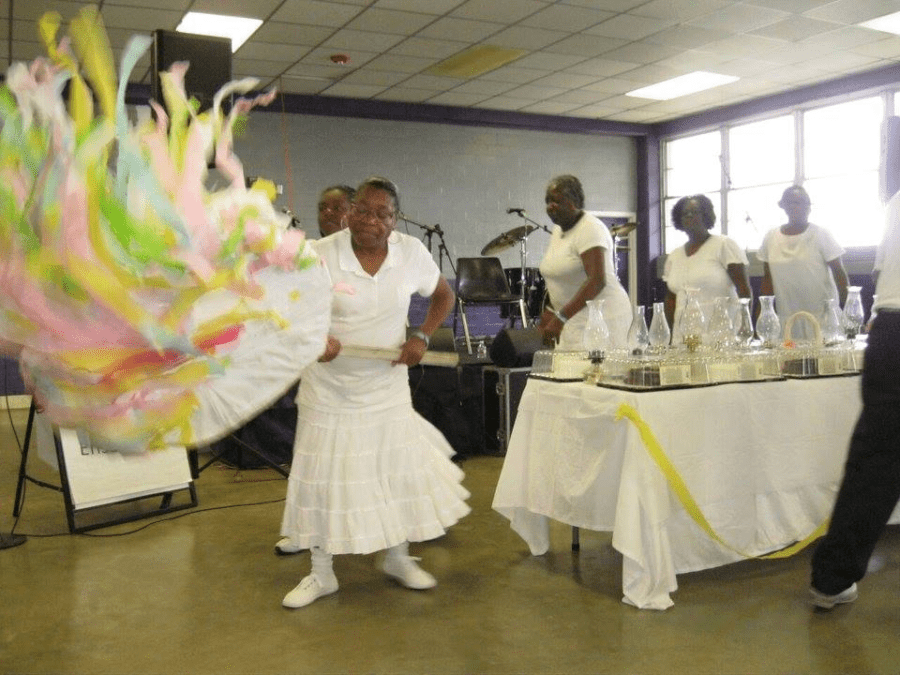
[537,175,631,350]
[758,185,848,341]
[663,194,752,340]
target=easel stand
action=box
[188,433,289,479]
[12,403,198,534]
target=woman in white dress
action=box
[279,176,470,609]
[537,175,631,350]
[663,194,752,342]
[758,185,848,341]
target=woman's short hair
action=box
[548,175,585,209]
[321,184,356,201]
[778,184,811,208]
[671,194,716,230]
[356,176,400,213]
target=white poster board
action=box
[56,427,193,510]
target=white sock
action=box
[385,542,409,561]
[310,547,335,579]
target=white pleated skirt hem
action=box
[280,402,470,555]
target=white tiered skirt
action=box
[280,402,471,555]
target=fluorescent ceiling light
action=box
[859,11,900,36]
[175,12,262,52]
[626,71,739,101]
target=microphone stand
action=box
[399,213,456,276]
[507,210,552,308]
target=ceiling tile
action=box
[399,73,464,90]
[644,24,735,50]
[521,4,616,31]
[805,0,900,25]
[530,71,600,88]
[427,90,493,106]
[105,0,191,9]
[450,0,549,23]
[716,57,778,77]
[502,83,568,100]
[745,0,833,12]
[563,57,639,77]
[519,100,584,114]
[390,37,468,58]
[701,33,787,59]
[655,49,729,71]
[415,17,504,42]
[292,47,380,69]
[284,62,354,79]
[750,16,842,41]
[800,25,889,51]
[512,51,589,70]
[603,108,667,122]
[324,28,407,51]
[581,77,639,95]
[810,51,881,72]
[449,79,519,95]
[549,88,608,105]
[566,103,627,119]
[270,1,364,27]
[12,1,95,21]
[542,34,630,58]
[367,53,439,73]
[478,95,531,110]
[278,76,334,94]
[320,82,389,98]
[629,0,730,22]
[345,8,438,35]
[375,86,440,102]
[232,58,291,78]
[97,6,184,32]
[616,63,684,84]
[477,65,550,84]
[562,0,647,11]
[853,35,900,58]
[371,0,466,14]
[688,3,790,32]
[599,41,681,64]
[189,0,282,16]
[585,14,674,41]
[486,25,569,50]
[250,22,334,45]
[237,42,309,63]
[338,69,411,86]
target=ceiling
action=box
[6,0,900,124]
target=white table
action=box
[492,374,897,610]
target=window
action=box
[663,132,720,252]
[662,94,889,253]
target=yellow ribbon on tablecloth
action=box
[614,402,828,559]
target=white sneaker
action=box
[274,537,303,556]
[282,573,339,609]
[381,554,436,590]
[809,583,858,609]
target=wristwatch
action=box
[410,329,431,348]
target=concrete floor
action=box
[2,407,898,675]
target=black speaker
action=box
[881,116,900,203]
[151,30,232,113]
[489,327,544,367]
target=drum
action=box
[503,267,546,320]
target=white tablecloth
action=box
[492,374,898,610]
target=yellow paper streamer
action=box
[615,402,828,559]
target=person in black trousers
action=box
[809,192,900,609]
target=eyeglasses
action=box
[350,203,395,224]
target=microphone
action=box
[507,207,525,214]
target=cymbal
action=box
[610,222,637,237]
[481,225,537,255]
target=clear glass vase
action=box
[842,286,865,339]
[626,304,650,354]
[583,298,609,383]
[678,288,706,352]
[707,296,735,350]
[735,297,754,348]
[756,295,781,348]
[821,297,844,346]
[648,301,670,353]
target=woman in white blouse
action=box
[663,194,752,342]
[758,185,848,341]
